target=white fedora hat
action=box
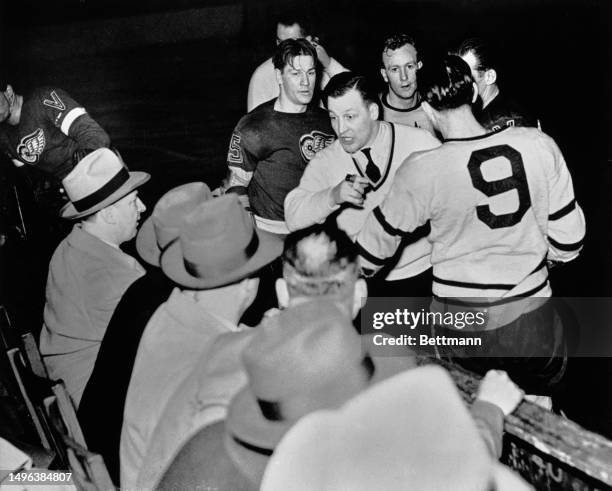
[135,182,213,266]
[261,364,534,491]
[160,194,282,289]
[60,148,150,219]
[224,300,416,486]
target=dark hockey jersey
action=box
[0,87,110,180]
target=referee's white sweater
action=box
[285,122,440,281]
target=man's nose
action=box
[300,73,309,86]
[400,68,408,81]
[336,119,347,134]
[137,198,146,213]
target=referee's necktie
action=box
[361,148,381,183]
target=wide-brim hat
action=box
[160,194,283,289]
[60,148,150,220]
[261,365,533,491]
[224,300,416,486]
[135,182,213,266]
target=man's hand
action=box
[307,36,331,69]
[330,175,370,207]
[476,370,524,416]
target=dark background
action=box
[0,0,610,331]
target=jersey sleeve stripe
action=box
[373,207,431,244]
[531,257,547,274]
[226,186,248,195]
[227,167,252,188]
[60,107,87,135]
[373,206,403,236]
[355,241,386,266]
[549,199,576,221]
[433,275,515,290]
[516,278,549,298]
[548,236,584,252]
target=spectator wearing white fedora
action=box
[158,299,416,490]
[130,221,370,491]
[158,301,522,491]
[39,148,149,407]
[120,193,283,490]
[78,182,212,485]
[261,364,531,491]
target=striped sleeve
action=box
[66,112,111,150]
[546,141,586,262]
[356,157,429,273]
[40,87,110,149]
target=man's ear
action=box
[275,278,290,309]
[275,68,283,86]
[484,68,497,86]
[368,101,379,121]
[417,60,423,70]
[352,278,368,319]
[98,205,115,225]
[241,277,260,305]
[380,67,389,83]
[472,82,479,103]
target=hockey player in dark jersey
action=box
[453,38,540,132]
[0,83,111,180]
[225,38,334,235]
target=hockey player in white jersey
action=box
[357,55,585,395]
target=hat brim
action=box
[135,215,160,266]
[224,347,416,484]
[160,228,282,289]
[60,171,150,220]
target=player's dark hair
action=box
[276,11,310,37]
[323,72,378,108]
[418,55,474,111]
[453,37,498,72]
[273,38,317,71]
[381,33,418,65]
[282,221,359,298]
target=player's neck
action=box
[438,106,487,140]
[8,95,23,125]
[386,90,419,110]
[481,85,500,109]
[275,95,308,114]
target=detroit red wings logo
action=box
[17,128,46,163]
[300,131,335,162]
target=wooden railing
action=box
[433,358,612,489]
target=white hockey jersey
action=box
[357,126,586,298]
